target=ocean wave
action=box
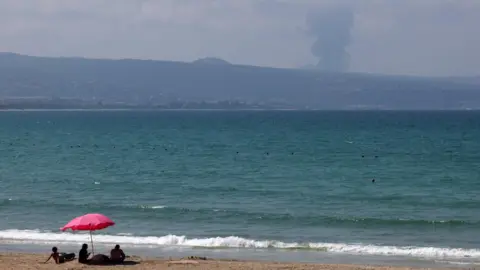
[435,260,480,265]
[322,217,472,226]
[139,205,166,209]
[0,199,167,212]
[0,230,479,260]
[1,198,476,227]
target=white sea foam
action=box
[0,230,479,260]
[435,260,480,265]
[116,233,133,236]
[138,205,166,209]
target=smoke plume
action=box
[306,7,354,72]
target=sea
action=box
[0,110,479,267]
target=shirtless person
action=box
[44,247,75,264]
[110,244,126,263]
[44,247,61,264]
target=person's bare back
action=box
[110,244,125,263]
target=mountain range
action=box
[0,52,479,110]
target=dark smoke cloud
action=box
[306,7,354,72]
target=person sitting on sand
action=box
[78,243,91,264]
[110,244,126,263]
[44,247,75,264]
[45,247,60,264]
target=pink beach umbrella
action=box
[61,213,115,254]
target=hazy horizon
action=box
[1,0,479,77]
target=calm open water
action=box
[0,111,479,266]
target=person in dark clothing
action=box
[78,244,90,264]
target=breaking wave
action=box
[0,229,479,260]
[1,198,476,228]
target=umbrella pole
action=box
[90,230,95,255]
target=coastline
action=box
[0,242,474,269]
[0,253,457,270]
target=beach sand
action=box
[0,253,452,270]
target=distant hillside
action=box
[447,76,480,86]
[0,53,479,109]
[192,57,231,65]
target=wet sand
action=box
[0,253,453,270]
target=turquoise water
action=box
[0,111,479,265]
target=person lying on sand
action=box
[90,254,111,265]
[44,247,75,264]
[110,244,126,263]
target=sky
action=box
[0,0,479,76]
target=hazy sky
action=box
[1,0,479,76]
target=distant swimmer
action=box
[372,179,375,183]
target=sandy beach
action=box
[0,253,454,270]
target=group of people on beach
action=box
[45,243,126,265]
